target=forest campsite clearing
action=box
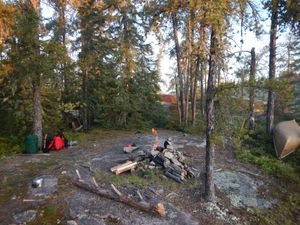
[1,0,300,224]
[0,129,298,225]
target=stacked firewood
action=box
[149,140,196,183]
[111,139,197,183]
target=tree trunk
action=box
[30,0,42,148]
[287,34,291,74]
[200,61,206,116]
[172,12,185,125]
[79,1,95,131]
[82,70,88,131]
[192,56,200,126]
[58,2,69,102]
[175,77,182,124]
[241,74,244,99]
[32,78,42,148]
[249,48,256,130]
[205,27,218,202]
[266,0,279,134]
[185,7,194,125]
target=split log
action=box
[115,162,137,175]
[73,180,166,217]
[165,170,184,183]
[151,154,165,167]
[110,161,137,175]
[111,161,133,173]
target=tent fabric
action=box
[273,120,300,159]
[161,95,177,103]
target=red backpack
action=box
[49,136,65,151]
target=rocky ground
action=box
[0,129,281,225]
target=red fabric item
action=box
[161,95,177,103]
[49,136,65,151]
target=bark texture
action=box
[267,0,279,134]
[249,48,256,130]
[205,27,218,202]
[192,56,200,126]
[32,78,42,147]
[30,0,42,147]
[172,12,185,125]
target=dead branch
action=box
[73,180,166,217]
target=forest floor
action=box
[0,129,297,225]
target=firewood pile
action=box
[149,140,196,183]
[111,131,197,183]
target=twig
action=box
[137,190,144,202]
[92,177,99,188]
[111,184,122,197]
[75,169,83,182]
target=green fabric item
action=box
[24,134,39,154]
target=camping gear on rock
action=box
[43,134,54,153]
[68,140,77,146]
[32,177,43,188]
[48,136,65,151]
[273,120,300,159]
[25,134,39,154]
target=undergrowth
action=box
[235,124,300,185]
[235,122,300,225]
[0,136,23,157]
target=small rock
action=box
[67,220,78,225]
[61,171,67,175]
[13,210,37,224]
[11,194,17,200]
[150,161,156,166]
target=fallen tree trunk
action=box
[73,180,166,217]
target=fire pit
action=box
[111,129,198,183]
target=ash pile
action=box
[111,131,198,183]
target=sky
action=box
[41,1,290,94]
[152,1,291,93]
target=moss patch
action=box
[28,203,67,225]
[22,160,56,172]
[0,174,29,205]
